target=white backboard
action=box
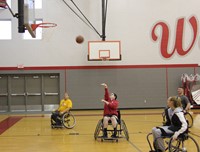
[88,41,121,61]
[24,0,36,38]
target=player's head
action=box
[64,92,69,100]
[110,93,117,100]
[168,96,182,108]
[166,97,171,107]
[177,87,184,95]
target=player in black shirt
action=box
[152,96,188,152]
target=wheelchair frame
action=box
[147,133,200,152]
[94,111,129,142]
[51,111,76,129]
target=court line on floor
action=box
[0,132,143,152]
[22,112,163,118]
[8,111,200,118]
[128,140,142,152]
[190,132,200,138]
[59,111,200,117]
[73,113,162,117]
[0,116,23,135]
[0,131,147,138]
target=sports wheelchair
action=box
[51,110,76,129]
[94,110,129,142]
[147,132,199,152]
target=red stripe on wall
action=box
[0,64,198,71]
[0,116,23,135]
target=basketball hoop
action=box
[31,23,57,31]
[101,57,109,61]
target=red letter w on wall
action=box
[152,16,198,58]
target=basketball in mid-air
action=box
[76,35,84,44]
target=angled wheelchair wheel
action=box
[168,138,181,152]
[121,119,129,141]
[94,119,103,140]
[147,133,155,151]
[62,112,76,129]
[168,135,200,152]
[184,112,193,128]
[153,137,170,152]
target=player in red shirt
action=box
[101,83,119,138]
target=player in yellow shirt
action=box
[51,93,72,127]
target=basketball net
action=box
[181,73,200,105]
[32,23,57,41]
[31,23,57,31]
[101,57,109,61]
[181,73,200,83]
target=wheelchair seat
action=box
[107,110,121,124]
[94,110,129,141]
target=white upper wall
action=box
[0,0,200,66]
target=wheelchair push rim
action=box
[94,119,103,140]
[184,112,194,128]
[121,119,129,141]
[62,112,76,129]
[168,135,200,152]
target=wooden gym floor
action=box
[0,109,200,152]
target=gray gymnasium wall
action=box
[197,67,200,74]
[66,68,167,109]
[0,67,198,110]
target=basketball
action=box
[76,35,84,44]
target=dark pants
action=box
[164,107,171,126]
[51,111,62,125]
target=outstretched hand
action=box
[101,99,109,105]
[172,132,178,140]
[101,83,108,88]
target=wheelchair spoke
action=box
[62,112,76,129]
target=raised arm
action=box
[101,83,110,101]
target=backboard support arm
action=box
[5,1,18,18]
[18,0,25,33]
[101,0,108,41]
[4,0,25,33]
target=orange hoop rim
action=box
[101,57,109,61]
[31,23,57,31]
